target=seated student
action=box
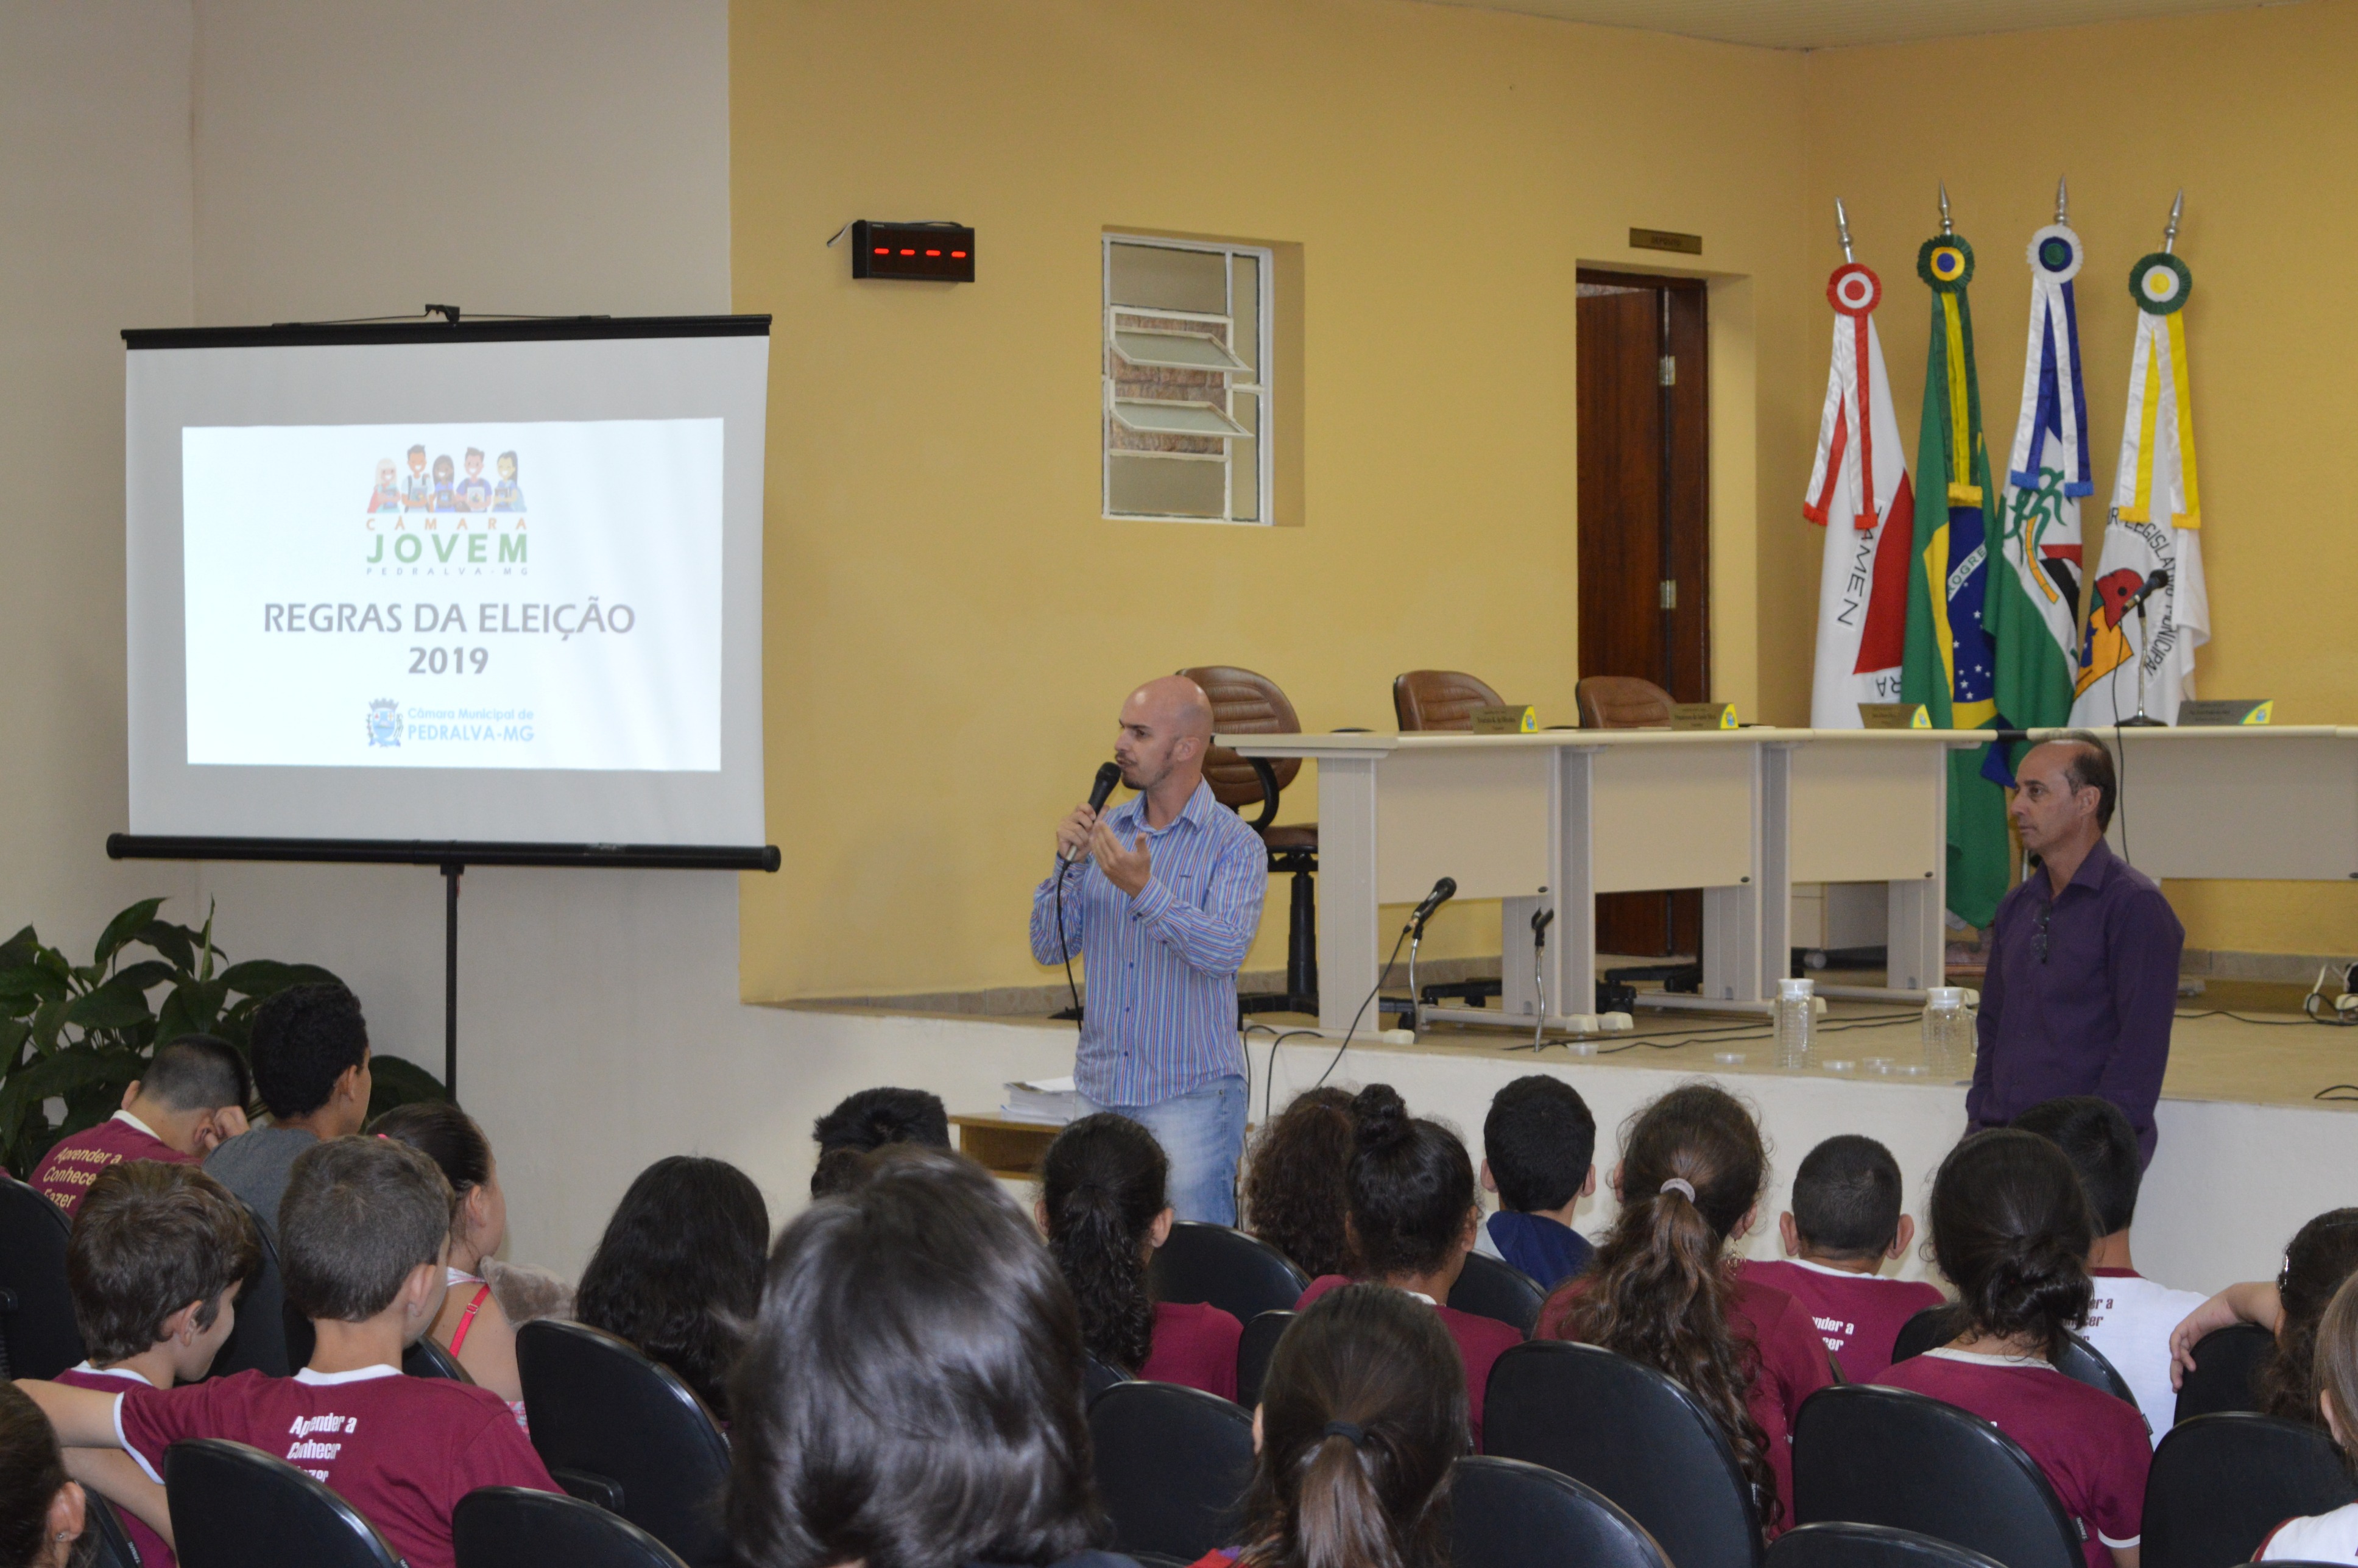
[21,1136,557,1568]
[1875,1131,2148,1568]
[1294,1085,1522,1451]
[1194,1282,1463,1568]
[727,1145,1138,1568]
[810,1086,950,1198]
[2012,1096,2201,1444]
[30,1035,252,1218]
[1473,1075,1597,1288]
[370,1103,523,1419]
[576,1154,769,1421]
[1241,1087,1357,1280]
[204,983,373,1239]
[57,1161,263,1568]
[1737,1134,1943,1382]
[2166,1207,2358,1426]
[1536,1084,1832,1534]
[2257,1273,2358,1561]
[0,1382,87,1568]
[1039,1114,1242,1399]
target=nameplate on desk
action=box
[2176,699,2273,727]
[1471,705,1537,734]
[1859,703,1931,730]
[1670,702,1738,730]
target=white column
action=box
[1547,747,1597,1025]
[1315,755,1381,1035]
[1757,742,1795,1000]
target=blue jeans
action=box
[1084,1075,1248,1226]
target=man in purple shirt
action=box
[1967,734,2183,1168]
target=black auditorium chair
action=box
[516,1319,731,1568]
[1149,1222,1310,1326]
[283,1304,462,1382]
[1887,1302,1966,1365]
[1890,1305,2138,1406]
[1235,1310,1292,1410]
[1484,1340,1762,1568]
[1768,1522,2010,1568]
[1089,1379,1255,1562]
[0,1174,84,1380]
[2175,1322,2275,1422]
[1084,1355,1132,1402]
[1453,1455,1671,1568]
[2142,1413,2358,1568]
[455,1485,691,1568]
[166,1438,401,1568]
[1181,665,1319,1017]
[1791,1385,2081,1568]
[1447,1252,1544,1338]
[90,1499,144,1568]
[211,1202,289,1378]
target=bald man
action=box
[1029,677,1269,1222]
[1966,732,2184,1168]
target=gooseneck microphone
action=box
[2123,568,2171,620]
[1408,875,1458,934]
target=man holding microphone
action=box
[1030,676,1269,1223]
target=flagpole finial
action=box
[1835,197,1855,264]
[2055,175,2069,225]
[2164,188,2184,254]
[1939,182,1952,236]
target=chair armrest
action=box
[548,1466,624,1512]
[1246,757,1281,832]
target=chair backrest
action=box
[515,1319,732,1568]
[2142,1413,2358,1568]
[1088,1379,1256,1561]
[1084,1354,1132,1401]
[1453,1455,1672,1568]
[1576,676,1675,729]
[1483,1340,1762,1568]
[1890,1307,2139,1410]
[212,1202,289,1378]
[454,1485,691,1568]
[2175,1323,2275,1423]
[1888,1303,1966,1367]
[1149,1222,1311,1326]
[408,1333,473,1382]
[1791,1384,2082,1568]
[1768,1522,2012,1568]
[1447,1253,1544,1338]
[90,1497,144,1568]
[1393,670,1504,732]
[2053,1330,2139,1408]
[1236,1310,1293,1411]
[165,1438,401,1568]
[0,1174,84,1380]
[1179,666,1304,809]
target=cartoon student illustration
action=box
[457,447,493,512]
[492,451,524,512]
[367,459,402,513]
[432,454,458,511]
[403,445,431,510]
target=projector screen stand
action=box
[105,835,782,1103]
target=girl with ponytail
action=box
[1293,1084,1522,1450]
[1201,1283,1463,1568]
[1041,1114,1243,1399]
[1876,1130,2147,1568]
[1536,1084,1830,1534]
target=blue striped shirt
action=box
[1029,780,1268,1106]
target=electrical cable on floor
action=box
[1313,923,1416,1092]
[1242,1023,1324,1125]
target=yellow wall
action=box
[1799,0,2358,956]
[730,0,1814,998]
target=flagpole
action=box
[1835,197,1854,263]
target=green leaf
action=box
[108,959,177,997]
[93,899,169,972]
[217,959,342,999]
[34,948,70,983]
[155,979,227,1043]
[0,926,38,971]
[0,962,68,1011]
[367,1054,448,1121]
[137,921,198,975]
[66,981,158,1032]
[28,996,69,1053]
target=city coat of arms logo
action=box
[365,699,403,747]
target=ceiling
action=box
[1419,0,2295,51]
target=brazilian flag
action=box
[1901,230,2011,929]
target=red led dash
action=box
[849,221,976,282]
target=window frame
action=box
[1101,233,1274,526]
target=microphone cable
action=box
[1053,853,1083,1028]
[1313,920,1415,1091]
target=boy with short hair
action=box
[1472,1075,1597,1288]
[21,1136,556,1568]
[1739,1134,1943,1380]
[205,983,373,1239]
[811,1086,951,1196]
[2014,1094,2203,1443]
[31,1035,253,1217]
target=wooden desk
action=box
[948,1114,1059,1180]
[2047,726,2358,881]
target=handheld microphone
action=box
[1061,762,1124,864]
[2124,568,2170,619]
[1407,876,1457,934]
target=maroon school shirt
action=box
[1541,1270,1835,1529]
[1738,1259,1946,1382]
[1143,1300,1243,1402]
[119,1365,557,1568]
[55,1366,175,1568]
[1296,1276,1524,1451]
[1875,1350,2150,1568]
[30,1114,194,1217]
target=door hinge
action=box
[1659,354,1677,386]
[1659,579,1678,610]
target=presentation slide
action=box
[183,418,722,772]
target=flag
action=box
[2070,249,2208,726]
[1806,260,1915,727]
[1900,229,2011,927]
[1988,221,2090,743]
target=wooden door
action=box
[1577,271,1710,958]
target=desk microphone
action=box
[1408,876,1457,934]
[1061,762,1124,864]
[2123,568,2171,619]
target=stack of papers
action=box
[1001,1075,1082,1125]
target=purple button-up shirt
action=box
[1966,837,2184,1167]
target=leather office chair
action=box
[2174,1322,2274,1422]
[0,1175,84,1380]
[2142,1413,2358,1568]
[1453,1455,1673,1568]
[455,1485,691,1568]
[1148,1221,1311,1326]
[1393,669,1503,731]
[1235,1310,1292,1410]
[166,1438,401,1568]
[1089,1380,1255,1561]
[1179,666,1318,1016]
[1578,675,1676,729]
[1446,1252,1544,1338]
[1767,1522,2009,1568]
